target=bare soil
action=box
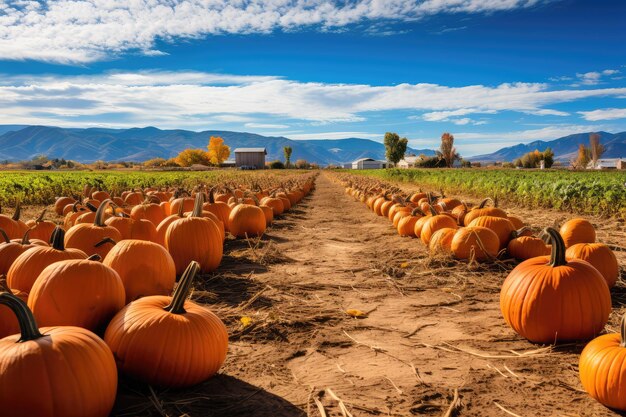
[58,172,626,416]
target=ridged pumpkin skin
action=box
[507,236,550,260]
[7,228,87,293]
[463,198,507,226]
[397,214,420,237]
[468,215,515,250]
[165,196,224,275]
[428,228,456,254]
[54,197,75,215]
[229,204,267,238]
[0,292,117,417]
[28,259,126,333]
[566,243,618,288]
[500,228,611,343]
[560,218,596,247]
[103,240,176,304]
[579,316,626,411]
[0,231,37,276]
[259,197,284,216]
[104,262,228,388]
[451,226,500,261]
[420,215,458,245]
[65,200,123,259]
[130,203,166,226]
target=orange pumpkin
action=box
[560,218,596,247]
[25,209,57,242]
[28,256,126,333]
[500,227,611,343]
[204,188,233,230]
[104,261,228,388]
[420,214,458,245]
[451,226,499,261]
[130,202,166,226]
[566,243,618,288]
[467,215,515,250]
[507,235,550,260]
[65,200,123,259]
[165,194,223,274]
[229,203,267,238]
[397,208,424,237]
[0,292,117,417]
[579,313,626,410]
[428,227,456,254]
[463,197,507,226]
[54,196,75,215]
[7,227,87,293]
[103,239,176,303]
[0,202,28,239]
[0,229,38,276]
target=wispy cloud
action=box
[579,108,626,121]
[244,123,290,129]
[287,132,380,140]
[1,70,626,129]
[0,0,551,63]
[571,69,621,86]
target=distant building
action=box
[234,148,267,169]
[220,159,236,168]
[343,163,352,169]
[351,158,388,169]
[587,158,626,169]
[397,155,423,168]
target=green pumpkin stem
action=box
[165,261,200,314]
[621,314,626,348]
[94,199,113,227]
[541,227,568,267]
[50,227,65,250]
[0,292,44,342]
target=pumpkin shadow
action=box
[610,284,626,309]
[194,271,272,308]
[112,374,306,417]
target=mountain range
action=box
[469,131,626,163]
[0,125,433,166]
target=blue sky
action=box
[0,0,624,156]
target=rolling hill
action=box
[469,131,626,163]
[0,125,434,166]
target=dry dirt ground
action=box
[24,171,626,417]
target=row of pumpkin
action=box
[0,175,316,417]
[340,174,626,412]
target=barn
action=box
[351,158,388,169]
[234,148,267,169]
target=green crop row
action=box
[346,169,626,218]
[0,170,304,206]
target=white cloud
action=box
[1,70,626,129]
[572,69,621,86]
[244,123,290,129]
[287,132,380,140]
[579,108,626,121]
[0,0,549,63]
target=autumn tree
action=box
[175,149,211,167]
[384,132,409,166]
[589,133,605,169]
[283,146,293,168]
[439,132,460,168]
[572,144,592,169]
[207,136,230,165]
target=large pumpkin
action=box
[451,226,500,261]
[104,261,228,387]
[397,208,424,237]
[559,218,596,247]
[0,292,117,417]
[103,239,176,303]
[65,200,123,258]
[566,243,618,288]
[0,202,28,239]
[579,313,626,410]
[165,193,223,274]
[7,227,87,293]
[428,227,456,254]
[28,256,126,333]
[500,227,611,343]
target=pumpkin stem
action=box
[510,226,531,240]
[540,227,568,267]
[94,237,117,248]
[478,198,494,209]
[621,314,626,348]
[49,227,65,249]
[0,275,10,293]
[87,254,102,262]
[165,261,200,314]
[20,230,31,245]
[85,202,98,212]
[11,200,21,221]
[428,205,438,216]
[0,228,10,244]
[0,292,43,342]
[94,199,113,227]
[208,187,216,204]
[191,193,205,217]
[35,209,46,223]
[411,207,425,217]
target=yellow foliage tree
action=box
[207,136,231,165]
[175,149,211,167]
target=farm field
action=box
[349,168,626,218]
[2,169,626,417]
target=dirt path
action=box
[113,172,625,417]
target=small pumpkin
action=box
[104,261,228,387]
[397,208,424,237]
[579,313,626,411]
[420,213,458,245]
[54,196,76,215]
[428,227,456,254]
[0,202,28,239]
[560,218,596,247]
[500,227,611,343]
[467,215,515,250]
[65,200,123,258]
[25,209,58,242]
[0,292,117,417]
[229,201,267,238]
[451,226,500,261]
[463,197,507,226]
[0,229,38,276]
[507,235,551,260]
[566,243,618,288]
